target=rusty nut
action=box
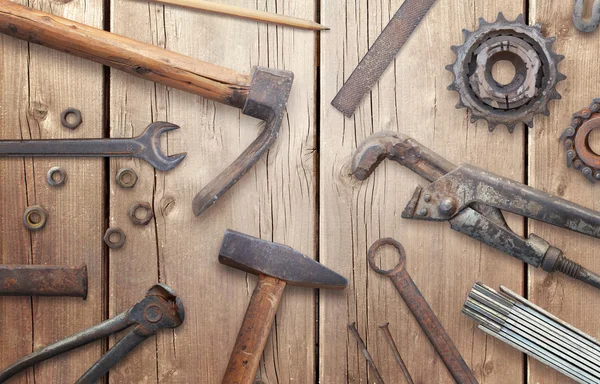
[23,205,48,231]
[60,108,82,130]
[128,202,154,226]
[104,227,125,249]
[47,166,67,187]
[116,168,138,188]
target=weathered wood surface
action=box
[109,0,317,383]
[528,1,600,383]
[0,0,105,383]
[1,0,600,382]
[320,0,526,383]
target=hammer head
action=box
[219,230,347,289]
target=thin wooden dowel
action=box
[149,0,329,30]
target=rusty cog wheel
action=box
[446,13,566,133]
[560,99,600,183]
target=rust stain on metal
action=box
[0,264,88,298]
[446,13,565,132]
[560,99,600,182]
[367,238,478,384]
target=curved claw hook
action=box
[136,122,187,171]
[573,0,600,32]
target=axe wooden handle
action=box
[0,0,252,108]
[222,274,286,384]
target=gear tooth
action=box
[552,90,562,100]
[487,122,497,132]
[547,36,557,44]
[470,115,480,123]
[534,23,542,30]
[478,17,488,26]
[497,12,507,22]
[506,123,516,133]
[557,72,567,81]
[543,108,551,116]
[525,119,534,128]
[455,101,466,109]
[447,83,457,91]
[445,63,454,72]
[462,29,471,39]
[450,45,460,53]
[515,14,526,23]
[556,54,565,63]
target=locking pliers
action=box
[352,131,600,290]
[0,284,184,383]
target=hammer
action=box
[0,1,293,217]
[219,229,347,384]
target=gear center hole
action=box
[491,59,517,86]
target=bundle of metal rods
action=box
[462,282,600,384]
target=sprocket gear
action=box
[560,99,600,183]
[446,13,566,133]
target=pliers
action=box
[351,131,600,290]
[0,284,184,383]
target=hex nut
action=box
[60,108,82,130]
[47,166,67,187]
[104,227,125,249]
[23,205,48,231]
[116,168,138,189]
[128,202,154,225]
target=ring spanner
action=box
[0,122,186,172]
[368,238,478,384]
[0,284,184,383]
[353,131,600,291]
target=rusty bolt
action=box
[438,197,457,217]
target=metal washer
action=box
[60,108,82,130]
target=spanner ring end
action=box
[367,237,407,276]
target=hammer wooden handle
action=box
[0,0,252,108]
[222,274,286,384]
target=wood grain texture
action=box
[109,0,317,382]
[320,0,526,383]
[0,0,105,383]
[528,1,600,383]
[0,0,252,108]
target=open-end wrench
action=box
[0,122,186,171]
[368,238,478,384]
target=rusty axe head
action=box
[219,229,347,289]
[192,68,294,217]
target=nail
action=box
[348,322,385,384]
[379,322,414,384]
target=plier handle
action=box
[0,284,184,383]
[352,131,600,290]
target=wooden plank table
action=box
[0,0,598,382]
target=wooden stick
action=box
[150,0,329,31]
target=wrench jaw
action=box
[139,122,187,171]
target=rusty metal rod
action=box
[379,323,414,384]
[348,322,385,384]
[0,264,87,298]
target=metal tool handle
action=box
[222,274,286,384]
[76,326,153,384]
[0,0,251,109]
[0,264,87,298]
[368,239,478,384]
[0,311,131,383]
[0,138,140,157]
